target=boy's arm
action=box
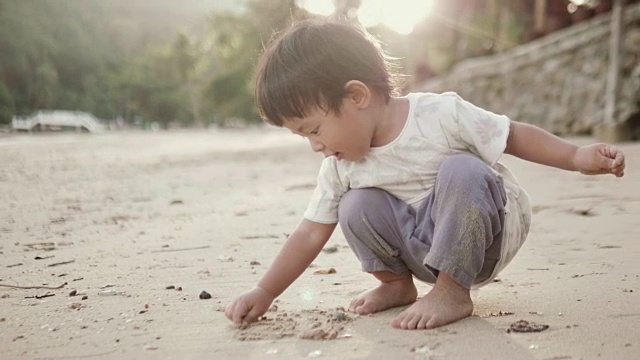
[257,219,336,297]
[504,121,625,177]
[226,219,336,327]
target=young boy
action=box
[225,19,626,330]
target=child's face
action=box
[284,99,375,162]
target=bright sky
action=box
[296,0,434,35]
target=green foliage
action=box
[0,0,220,126]
[0,83,14,122]
[107,39,193,125]
[0,0,117,123]
[203,0,305,124]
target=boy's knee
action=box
[338,188,388,225]
[436,154,506,211]
[438,154,496,189]
[439,154,486,176]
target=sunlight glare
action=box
[298,0,434,35]
[295,0,335,17]
[360,0,434,34]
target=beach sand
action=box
[0,129,638,360]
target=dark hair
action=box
[255,19,401,126]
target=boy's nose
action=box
[309,138,324,153]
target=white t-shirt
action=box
[304,92,532,283]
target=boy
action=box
[225,19,625,330]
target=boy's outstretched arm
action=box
[225,219,336,328]
[504,121,625,177]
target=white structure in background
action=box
[12,110,104,133]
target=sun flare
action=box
[296,0,434,35]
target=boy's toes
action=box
[410,314,432,329]
[390,312,408,328]
[417,315,430,329]
[354,302,375,315]
[405,314,422,329]
[426,316,441,329]
[402,314,423,329]
[348,298,365,313]
[392,311,434,329]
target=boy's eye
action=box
[310,128,319,135]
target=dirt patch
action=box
[508,320,549,333]
[234,308,353,341]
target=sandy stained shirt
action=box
[304,92,532,284]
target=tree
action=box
[204,0,305,124]
[0,0,232,125]
[0,0,118,123]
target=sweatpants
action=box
[338,154,507,289]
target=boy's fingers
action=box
[613,163,624,173]
[225,302,235,321]
[611,154,625,175]
[242,306,264,326]
[597,154,615,171]
[613,152,625,168]
[604,144,621,157]
[232,302,250,325]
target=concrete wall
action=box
[416,3,640,137]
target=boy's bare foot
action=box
[391,272,472,330]
[348,274,417,315]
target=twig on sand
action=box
[26,293,55,299]
[151,245,210,253]
[0,282,67,290]
[34,349,117,359]
[47,260,75,267]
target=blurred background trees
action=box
[0,0,623,128]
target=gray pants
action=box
[338,154,507,289]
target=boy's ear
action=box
[344,80,371,109]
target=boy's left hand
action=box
[573,143,625,177]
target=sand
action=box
[0,129,638,360]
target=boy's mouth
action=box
[335,152,344,161]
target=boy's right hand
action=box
[225,286,275,328]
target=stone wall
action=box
[415,3,640,137]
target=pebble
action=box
[322,245,338,254]
[199,291,212,300]
[98,289,117,296]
